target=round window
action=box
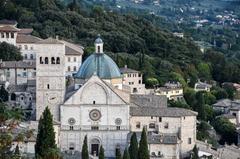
[115,118,122,125]
[89,109,101,121]
[68,118,76,125]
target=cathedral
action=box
[0,20,197,159]
[36,36,130,157]
[34,36,197,159]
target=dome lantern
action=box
[94,34,103,54]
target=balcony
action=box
[61,125,129,131]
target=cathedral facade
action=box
[33,35,197,159]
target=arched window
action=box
[51,57,55,64]
[97,46,100,53]
[56,57,60,64]
[45,57,48,64]
[40,57,43,64]
[149,123,156,129]
[136,122,141,129]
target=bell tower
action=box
[94,34,104,53]
[35,38,66,121]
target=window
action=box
[6,33,9,38]
[24,54,27,59]
[149,123,156,129]
[136,122,141,129]
[139,80,141,84]
[68,57,71,62]
[23,72,27,77]
[151,116,153,119]
[188,138,192,144]
[21,97,24,100]
[11,33,14,38]
[97,46,100,53]
[51,57,55,64]
[93,101,96,104]
[74,57,76,62]
[164,123,169,129]
[18,45,22,50]
[40,57,43,64]
[47,84,50,89]
[56,57,60,64]
[73,66,77,72]
[1,32,4,38]
[30,46,33,50]
[30,54,33,59]
[91,126,99,130]
[68,66,71,72]
[45,57,48,64]
[24,45,28,50]
[70,126,73,130]
[159,117,162,122]
[232,113,237,116]
[116,126,121,130]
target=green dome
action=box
[75,53,121,79]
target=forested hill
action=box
[1,0,240,86]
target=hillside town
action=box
[0,18,240,159]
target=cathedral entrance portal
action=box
[90,138,100,156]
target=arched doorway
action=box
[90,138,100,156]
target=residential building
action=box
[155,81,183,100]
[120,65,145,94]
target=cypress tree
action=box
[14,144,20,159]
[116,148,122,159]
[0,86,8,102]
[138,128,149,159]
[99,145,104,159]
[192,145,199,159]
[82,135,89,159]
[123,148,130,159]
[128,132,138,159]
[35,107,56,158]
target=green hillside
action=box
[1,0,240,86]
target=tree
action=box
[145,78,159,88]
[0,103,23,159]
[0,42,22,61]
[184,88,196,108]
[128,132,138,159]
[82,135,89,159]
[123,148,130,159]
[35,107,58,158]
[0,86,8,102]
[116,147,122,159]
[13,144,20,159]
[99,145,105,159]
[138,128,149,159]
[191,145,199,159]
[195,91,206,121]
[212,117,237,145]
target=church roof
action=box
[36,38,63,44]
[0,25,19,32]
[130,107,197,117]
[0,61,36,69]
[18,28,33,34]
[127,132,178,144]
[16,34,42,43]
[75,53,121,79]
